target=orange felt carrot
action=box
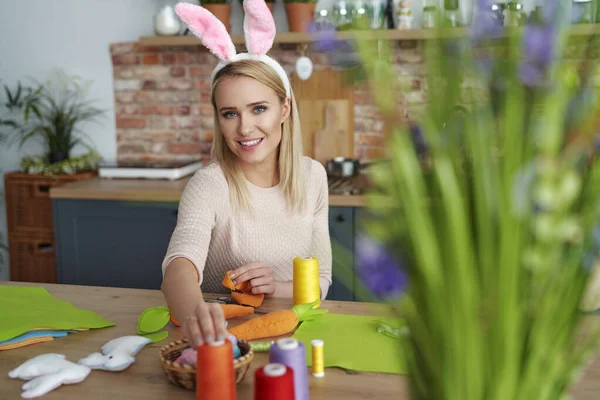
[222,270,265,308]
[232,291,264,308]
[169,304,254,327]
[228,300,327,341]
[222,304,255,319]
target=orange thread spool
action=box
[196,339,237,400]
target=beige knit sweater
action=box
[162,156,333,299]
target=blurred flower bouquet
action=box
[314,1,600,399]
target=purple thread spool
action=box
[269,338,309,400]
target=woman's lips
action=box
[238,138,264,151]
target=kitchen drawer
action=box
[8,232,57,283]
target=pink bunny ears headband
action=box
[174,0,291,97]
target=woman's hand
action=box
[182,300,228,346]
[230,262,276,296]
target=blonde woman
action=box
[161,2,332,346]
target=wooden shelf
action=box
[139,29,468,47]
[139,24,600,47]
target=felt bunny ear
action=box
[243,0,276,56]
[174,2,236,61]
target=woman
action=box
[161,0,332,348]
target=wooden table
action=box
[2,282,600,399]
[0,282,404,399]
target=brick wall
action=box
[110,41,426,164]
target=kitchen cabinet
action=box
[53,199,178,290]
[53,199,368,300]
[328,207,356,301]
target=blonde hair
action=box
[209,59,306,215]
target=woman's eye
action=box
[254,105,267,114]
[222,111,237,119]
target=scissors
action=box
[205,296,269,314]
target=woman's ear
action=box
[281,97,291,123]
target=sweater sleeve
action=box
[161,170,219,285]
[310,160,333,300]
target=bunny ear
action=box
[242,0,276,55]
[174,2,236,61]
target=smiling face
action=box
[213,76,290,169]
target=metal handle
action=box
[34,184,52,198]
[33,242,53,255]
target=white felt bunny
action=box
[8,353,91,399]
[174,0,291,96]
[77,335,151,371]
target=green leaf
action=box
[292,300,328,321]
[141,331,169,343]
[137,306,170,335]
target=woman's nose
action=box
[238,115,254,136]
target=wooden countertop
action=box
[49,177,367,207]
[0,282,401,399]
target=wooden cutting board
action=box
[291,70,354,165]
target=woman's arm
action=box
[160,171,227,344]
[162,258,227,346]
[161,258,202,323]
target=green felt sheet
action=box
[0,286,116,342]
[292,313,407,375]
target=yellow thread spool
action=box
[311,339,325,378]
[293,256,320,306]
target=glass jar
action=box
[571,0,595,24]
[366,0,387,29]
[503,2,526,27]
[443,0,460,27]
[422,0,439,29]
[332,0,354,29]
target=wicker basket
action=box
[159,338,254,390]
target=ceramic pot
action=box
[203,4,231,32]
[49,151,69,164]
[285,2,316,32]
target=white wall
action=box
[0,0,166,280]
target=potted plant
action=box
[313,2,600,399]
[0,80,41,144]
[265,0,275,13]
[201,0,232,32]
[284,0,316,32]
[6,69,105,166]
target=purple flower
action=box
[523,24,556,69]
[476,0,496,8]
[471,9,504,43]
[308,20,339,53]
[307,20,359,69]
[409,123,427,156]
[520,22,557,87]
[517,0,559,87]
[540,1,560,25]
[519,61,546,87]
[357,235,408,299]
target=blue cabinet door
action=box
[53,199,178,290]
[327,207,356,301]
